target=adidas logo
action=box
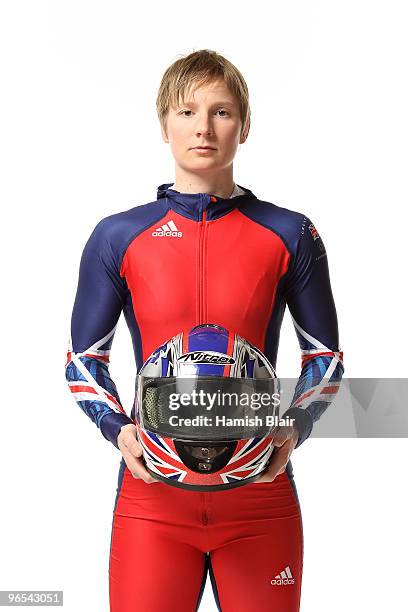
[270,565,295,586]
[152,220,182,238]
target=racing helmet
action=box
[135,324,280,491]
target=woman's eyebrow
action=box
[180,100,235,107]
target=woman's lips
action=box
[191,147,216,153]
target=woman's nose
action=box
[195,115,213,136]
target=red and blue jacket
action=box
[65,183,344,450]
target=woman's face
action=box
[162,78,249,175]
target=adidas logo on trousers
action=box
[270,565,295,585]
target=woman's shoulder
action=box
[239,195,313,253]
[89,198,170,245]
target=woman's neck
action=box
[172,168,235,198]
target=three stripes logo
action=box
[152,220,182,238]
[270,565,295,586]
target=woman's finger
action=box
[118,434,159,483]
[125,436,143,458]
[255,446,287,482]
[123,450,158,483]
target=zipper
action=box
[198,209,208,324]
[200,491,209,526]
[202,509,209,526]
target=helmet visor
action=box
[136,375,280,441]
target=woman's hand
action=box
[254,425,299,483]
[117,424,159,484]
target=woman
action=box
[66,49,344,612]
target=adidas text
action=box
[270,577,295,586]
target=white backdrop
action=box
[0,1,407,610]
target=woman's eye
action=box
[179,109,229,117]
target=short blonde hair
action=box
[156,49,250,138]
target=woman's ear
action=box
[240,114,251,144]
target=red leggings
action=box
[109,459,303,612]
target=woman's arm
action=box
[65,217,134,449]
[257,215,344,482]
[282,217,344,447]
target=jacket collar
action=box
[156,182,256,221]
